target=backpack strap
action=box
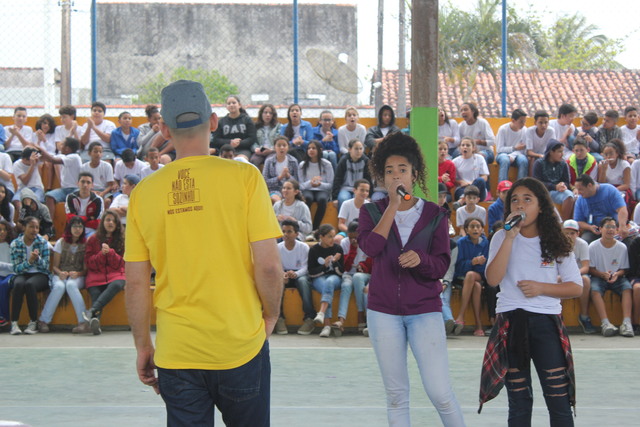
[364,202,383,226]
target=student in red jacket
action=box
[438,140,456,202]
[65,172,104,235]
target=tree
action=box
[135,67,239,104]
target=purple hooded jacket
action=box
[357,197,450,315]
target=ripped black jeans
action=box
[505,313,573,427]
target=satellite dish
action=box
[306,48,362,94]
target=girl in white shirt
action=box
[598,139,632,205]
[452,138,489,201]
[480,177,582,424]
[438,108,460,157]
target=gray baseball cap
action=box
[160,80,212,129]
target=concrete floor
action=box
[1,330,639,426]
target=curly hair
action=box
[96,210,124,255]
[368,131,428,197]
[504,177,572,262]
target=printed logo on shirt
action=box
[167,168,203,215]
[540,259,556,268]
[611,259,619,267]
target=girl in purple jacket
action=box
[358,132,465,426]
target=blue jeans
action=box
[549,190,574,204]
[158,341,270,427]
[0,274,13,320]
[311,274,346,319]
[367,310,465,426]
[323,150,338,171]
[454,178,487,201]
[478,147,495,165]
[348,272,370,312]
[337,189,353,210]
[441,282,454,322]
[283,275,314,320]
[497,153,528,183]
[505,313,573,426]
[40,276,86,324]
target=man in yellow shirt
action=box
[125,80,283,426]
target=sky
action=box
[1,0,639,105]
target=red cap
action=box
[497,180,513,193]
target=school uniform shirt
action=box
[338,198,370,225]
[439,119,460,150]
[458,118,495,148]
[33,132,57,153]
[456,204,487,230]
[488,230,581,315]
[4,125,34,153]
[80,120,116,147]
[278,240,309,277]
[620,125,640,156]
[55,153,83,189]
[337,124,366,154]
[631,160,640,195]
[524,126,555,156]
[114,158,146,182]
[604,159,630,187]
[573,237,589,270]
[496,123,526,157]
[588,239,629,273]
[81,160,115,190]
[54,124,80,146]
[549,120,575,158]
[452,154,489,183]
[13,159,43,191]
[140,163,163,179]
[0,153,14,192]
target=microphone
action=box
[504,212,526,231]
[397,186,412,201]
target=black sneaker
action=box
[90,317,102,335]
[578,315,596,334]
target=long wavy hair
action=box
[256,103,278,129]
[63,215,86,244]
[368,131,428,197]
[504,177,572,262]
[95,210,124,255]
[301,140,325,177]
[284,104,301,140]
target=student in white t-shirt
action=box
[597,138,631,205]
[456,185,486,237]
[81,142,116,200]
[562,219,594,334]
[140,147,164,179]
[110,174,139,226]
[113,149,145,190]
[80,101,116,161]
[335,179,370,244]
[34,137,83,225]
[496,109,528,183]
[452,138,489,201]
[588,216,634,337]
[4,107,34,161]
[276,219,314,336]
[439,108,461,157]
[621,106,640,160]
[337,107,367,155]
[458,102,495,165]
[0,152,15,199]
[548,103,577,160]
[54,105,81,152]
[525,110,554,161]
[481,177,582,420]
[12,147,44,204]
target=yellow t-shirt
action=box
[125,155,282,370]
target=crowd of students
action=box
[0,98,638,338]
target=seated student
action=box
[596,109,623,151]
[567,137,598,186]
[621,106,640,161]
[0,220,15,328]
[337,107,367,156]
[81,142,116,201]
[298,140,334,231]
[110,174,139,226]
[496,108,528,183]
[210,95,256,159]
[33,115,57,188]
[438,108,460,157]
[549,103,577,160]
[251,104,281,167]
[533,139,574,204]
[110,111,140,158]
[273,179,312,238]
[628,234,640,335]
[458,102,495,165]
[308,224,345,338]
[263,135,300,204]
[12,147,45,204]
[488,180,511,234]
[140,147,163,179]
[35,137,82,224]
[9,216,50,335]
[276,219,315,336]
[455,185,487,237]
[439,186,457,334]
[312,110,339,171]
[364,104,400,152]
[17,188,54,240]
[562,219,595,334]
[55,105,81,152]
[588,216,634,337]
[136,105,161,160]
[280,104,314,161]
[331,138,371,209]
[113,149,145,190]
[598,138,632,205]
[452,137,489,202]
[65,172,104,235]
[574,111,602,161]
[452,218,489,336]
[79,101,117,162]
[0,124,4,153]
[0,183,15,226]
[4,107,34,162]
[438,140,456,203]
[219,144,250,163]
[0,151,15,203]
[38,216,87,333]
[525,110,554,163]
[148,129,174,164]
[335,179,370,244]
[339,220,372,336]
[82,210,125,335]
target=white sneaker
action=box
[313,312,325,324]
[601,323,618,337]
[620,322,635,338]
[23,321,38,335]
[319,325,331,338]
[10,321,22,335]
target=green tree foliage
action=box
[136,67,239,104]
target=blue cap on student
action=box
[160,80,212,129]
[124,174,140,186]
